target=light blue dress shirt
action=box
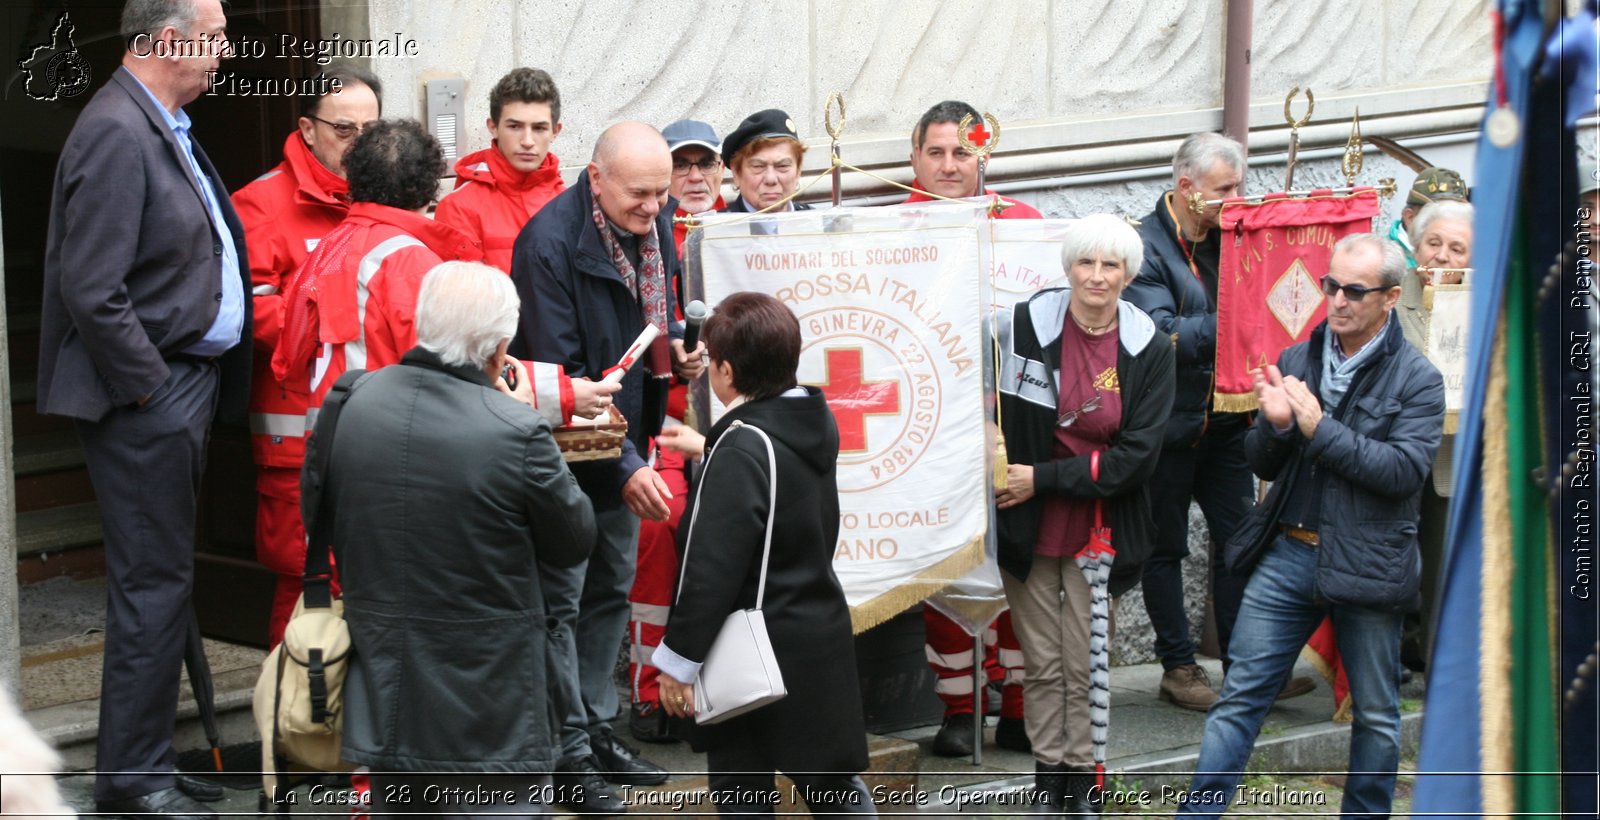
[127,71,244,357]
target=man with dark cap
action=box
[721,109,811,214]
[1387,166,1468,268]
[232,63,383,647]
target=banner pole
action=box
[824,92,846,207]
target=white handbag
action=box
[679,420,788,725]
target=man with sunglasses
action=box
[231,63,382,647]
[1178,234,1445,819]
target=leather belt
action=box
[1280,525,1320,546]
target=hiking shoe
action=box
[931,713,977,757]
[995,716,1032,753]
[554,754,628,814]
[1158,663,1218,711]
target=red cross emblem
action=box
[967,121,991,148]
[812,348,901,453]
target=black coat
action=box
[325,348,595,772]
[1228,317,1444,611]
[1124,192,1232,447]
[509,173,682,507]
[663,388,869,773]
[994,290,1175,595]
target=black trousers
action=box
[76,359,219,801]
[1139,417,1253,672]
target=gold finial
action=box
[1341,108,1364,187]
[823,92,847,142]
[1283,86,1314,129]
[956,112,1002,158]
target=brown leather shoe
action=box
[1276,675,1316,700]
[1158,663,1218,711]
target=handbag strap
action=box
[675,419,780,610]
[1091,450,1103,530]
[299,368,373,608]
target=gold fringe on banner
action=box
[847,531,986,634]
[1479,324,1514,817]
[1296,645,1354,722]
[1211,391,1259,413]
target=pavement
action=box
[46,654,1428,818]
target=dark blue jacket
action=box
[509,173,682,507]
[1226,316,1445,610]
[1124,192,1232,447]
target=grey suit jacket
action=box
[38,66,251,423]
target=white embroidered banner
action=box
[694,202,990,631]
[1424,282,1470,432]
[926,217,1079,634]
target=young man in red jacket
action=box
[273,121,612,467]
[906,100,1034,757]
[434,68,566,273]
[232,65,382,647]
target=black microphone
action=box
[682,300,708,353]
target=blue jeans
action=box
[540,506,640,760]
[1178,535,1404,819]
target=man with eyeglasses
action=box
[435,68,566,273]
[232,63,382,647]
[1178,233,1444,819]
[623,119,725,746]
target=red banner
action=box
[1214,189,1380,411]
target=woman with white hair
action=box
[993,213,1174,816]
[1395,199,1473,674]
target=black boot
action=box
[1060,768,1101,818]
[1033,761,1069,815]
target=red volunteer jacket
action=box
[434,147,566,273]
[232,132,350,467]
[902,180,1044,219]
[273,202,573,425]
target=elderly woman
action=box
[720,109,812,214]
[653,293,873,817]
[1395,199,1473,672]
[994,213,1174,815]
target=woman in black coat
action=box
[654,292,874,818]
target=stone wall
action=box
[359,0,1491,183]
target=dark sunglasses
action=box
[1320,275,1395,302]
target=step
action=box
[14,429,83,475]
[16,502,101,559]
[10,380,73,435]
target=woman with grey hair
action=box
[993,213,1174,815]
[1394,199,1473,674]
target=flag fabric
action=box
[1212,190,1380,411]
[1298,620,1353,722]
[691,202,992,631]
[927,217,1080,635]
[1414,1,1589,816]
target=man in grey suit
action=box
[36,2,248,818]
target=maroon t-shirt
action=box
[1035,319,1123,557]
